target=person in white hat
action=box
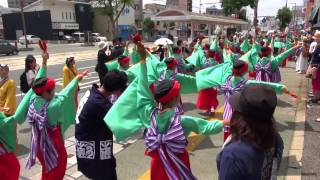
[96,41,113,84]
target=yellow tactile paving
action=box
[137,106,224,180]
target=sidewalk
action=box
[301,79,320,180]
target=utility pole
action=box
[199,0,202,14]
[291,3,297,31]
[20,0,28,48]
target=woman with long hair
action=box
[25,55,40,87]
[63,56,79,108]
[217,85,284,180]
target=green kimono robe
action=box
[104,59,223,141]
[196,63,286,93]
[1,66,79,152]
[240,38,251,53]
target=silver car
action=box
[0,40,19,56]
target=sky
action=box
[143,0,303,17]
[0,0,303,17]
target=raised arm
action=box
[196,62,233,90]
[181,116,223,136]
[137,47,155,127]
[272,43,301,67]
[246,80,286,94]
[12,53,49,124]
[176,73,198,94]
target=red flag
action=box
[38,40,47,53]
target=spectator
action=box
[309,31,320,55]
[310,39,320,103]
[25,55,40,87]
[217,85,284,180]
[63,57,78,88]
[296,37,310,74]
[95,42,112,85]
[0,64,16,116]
[63,56,79,108]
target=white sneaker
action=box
[316,118,320,122]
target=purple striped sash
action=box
[204,58,215,68]
[145,109,196,180]
[219,76,247,121]
[255,60,272,82]
[176,56,185,73]
[159,70,184,115]
[26,101,58,172]
[272,66,281,83]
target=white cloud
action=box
[0,0,8,7]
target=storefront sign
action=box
[52,22,79,30]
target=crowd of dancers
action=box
[2,27,320,180]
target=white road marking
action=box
[78,65,96,70]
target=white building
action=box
[23,0,84,32]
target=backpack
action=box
[20,71,31,93]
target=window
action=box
[66,12,68,20]
[62,12,64,19]
[157,21,160,25]
[134,5,139,10]
[69,12,72,20]
[73,12,76,20]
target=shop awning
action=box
[309,6,319,25]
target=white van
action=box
[71,32,85,42]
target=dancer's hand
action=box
[76,70,89,81]
[282,86,289,94]
[137,44,147,63]
[0,107,10,113]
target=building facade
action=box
[205,5,223,16]
[133,0,143,28]
[290,5,305,30]
[0,6,20,39]
[93,5,135,40]
[166,0,192,12]
[7,0,37,8]
[2,0,93,40]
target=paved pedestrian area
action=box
[301,80,320,180]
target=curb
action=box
[285,75,307,180]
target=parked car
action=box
[0,40,19,56]
[63,35,76,43]
[19,35,40,44]
[91,33,107,42]
[72,32,85,42]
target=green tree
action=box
[277,7,292,30]
[143,17,155,33]
[221,0,258,26]
[143,17,155,40]
[93,0,133,39]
